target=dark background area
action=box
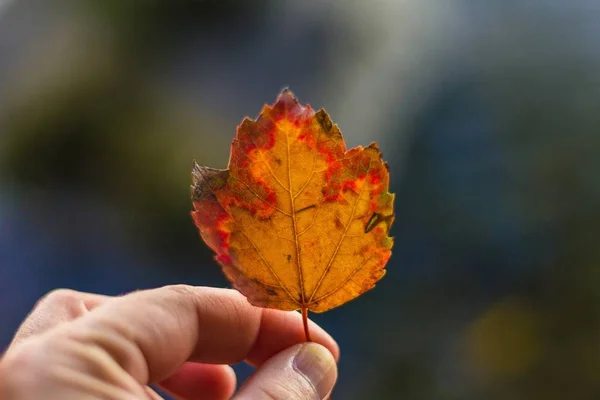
[1,1,600,399]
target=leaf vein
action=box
[311,257,370,303]
[293,130,322,200]
[307,158,373,303]
[239,229,299,305]
[246,132,290,193]
[229,174,292,217]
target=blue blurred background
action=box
[2,1,600,398]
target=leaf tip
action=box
[279,86,295,98]
[191,164,229,203]
[275,87,301,110]
[366,141,382,154]
[191,161,202,185]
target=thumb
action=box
[234,343,337,400]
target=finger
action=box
[247,308,339,367]
[158,363,236,400]
[233,343,337,400]
[10,289,110,347]
[56,285,338,384]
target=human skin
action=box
[0,285,339,399]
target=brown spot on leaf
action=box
[316,109,333,132]
[296,204,316,214]
[334,215,344,229]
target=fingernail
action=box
[293,343,337,399]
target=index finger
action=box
[61,285,339,384]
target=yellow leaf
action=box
[191,89,394,340]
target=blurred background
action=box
[1,0,600,398]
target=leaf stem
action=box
[302,307,312,342]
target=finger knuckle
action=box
[37,288,80,309]
[163,284,196,298]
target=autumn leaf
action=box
[191,89,394,341]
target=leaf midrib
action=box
[285,132,307,306]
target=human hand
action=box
[0,285,338,399]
